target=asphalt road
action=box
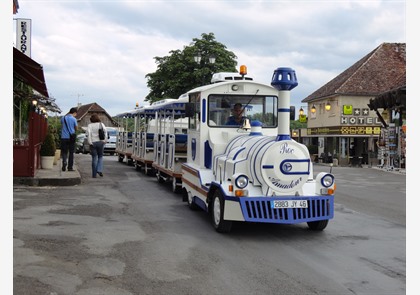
[313,165,406,226]
[13,154,406,295]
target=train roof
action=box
[127,95,189,118]
[114,108,140,118]
[185,78,277,95]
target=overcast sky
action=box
[13,0,406,117]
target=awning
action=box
[367,86,406,111]
[367,85,406,128]
[13,47,49,97]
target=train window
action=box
[208,95,277,127]
[188,92,201,131]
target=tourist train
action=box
[115,66,336,233]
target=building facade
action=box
[297,43,406,168]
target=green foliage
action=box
[290,120,307,129]
[145,32,237,104]
[40,131,56,156]
[48,116,62,147]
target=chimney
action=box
[270,67,298,141]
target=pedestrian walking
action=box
[86,114,108,178]
[60,107,78,171]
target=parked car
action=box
[82,127,118,155]
[75,133,86,154]
[104,127,117,155]
[82,136,90,154]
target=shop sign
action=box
[299,114,307,123]
[308,126,381,135]
[16,18,32,57]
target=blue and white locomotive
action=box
[117,66,336,233]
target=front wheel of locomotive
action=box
[307,219,329,231]
[211,190,232,233]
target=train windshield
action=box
[208,95,277,127]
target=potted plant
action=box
[40,130,56,169]
[49,126,61,165]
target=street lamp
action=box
[299,107,304,116]
[298,106,308,123]
[194,52,216,65]
[209,54,216,64]
[325,101,331,111]
[194,52,201,64]
[194,52,216,84]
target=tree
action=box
[290,120,307,130]
[145,33,237,104]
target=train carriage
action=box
[130,105,158,174]
[115,109,137,165]
[150,98,189,192]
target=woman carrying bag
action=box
[86,114,108,178]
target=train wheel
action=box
[172,178,181,194]
[147,166,155,176]
[135,163,141,171]
[145,164,153,176]
[118,154,124,163]
[211,190,232,233]
[156,171,165,183]
[186,190,199,210]
[307,220,329,231]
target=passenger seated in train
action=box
[225,103,246,125]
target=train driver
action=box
[225,103,246,126]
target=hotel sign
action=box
[341,106,381,125]
[16,18,31,57]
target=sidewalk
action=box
[13,161,81,186]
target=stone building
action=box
[75,103,119,131]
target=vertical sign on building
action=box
[16,18,32,57]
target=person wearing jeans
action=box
[60,107,78,171]
[86,114,108,178]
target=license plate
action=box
[271,200,308,209]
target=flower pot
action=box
[41,156,55,170]
[54,149,61,165]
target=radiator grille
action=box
[239,196,334,223]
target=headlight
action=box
[235,175,249,189]
[321,174,334,188]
